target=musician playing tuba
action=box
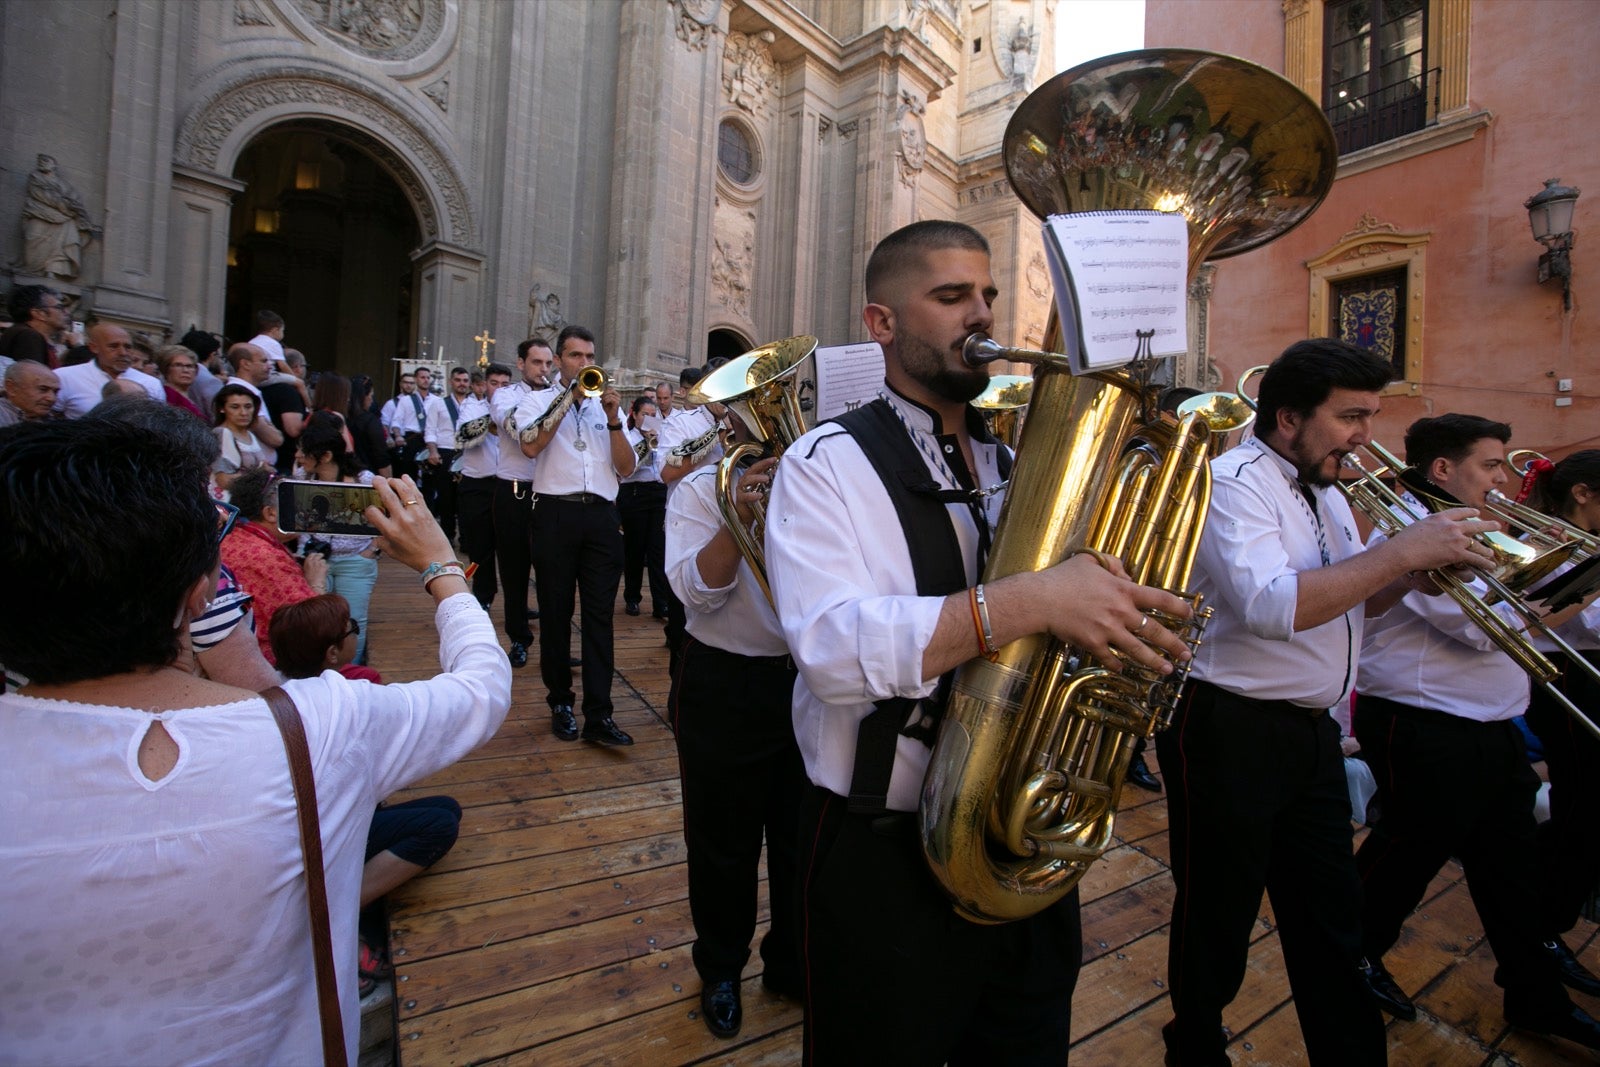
[763,221,1192,1064]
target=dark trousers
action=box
[491,478,535,645]
[1156,680,1384,1067]
[365,795,462,868]
[669,638,804,986]
[531,495,622,718]
[618,481,669,611]
[797,784,1080,1066]
[1526,652,1600,937]
[390,431,423,483]
[1354,693,1567,1017]
[457,475,499,608]
[423,450,459,538]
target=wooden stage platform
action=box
[365,558,1598,1066]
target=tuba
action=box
[684,335,817,607]
[919,49,1337,924]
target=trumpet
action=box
[529,365,611,437]
[1336,442,1600,743]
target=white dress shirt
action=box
[666,465,787,656]
[422,391,452,449]
[658,404,722,481]
[1357,493,1530,721]
[1532,557,1600,655]
[53,361,165,417]
[380,392,427,436]
[489,381,538,482]
[455,394,500,479]
[518,385,626,500]
[766,388,1006,812]
[1188,434,1367,710]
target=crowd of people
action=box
[2,218,1597,1067]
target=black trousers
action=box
[390,431,423,483]
[1156,680,1384,1067]
[422,449,459,538]
[456,475,498,608]
[1354,693,1567,1017]
[669,638,804,986]
[618,481,670,611]
[1526,652,1600,937]
[797,784,1080,1066]
[491,478,535,645]
[531,495,622,718]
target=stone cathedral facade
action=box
[0,0,1061,389]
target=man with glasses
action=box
[0,286,67,366]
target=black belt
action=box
[546,492,613,505]
[1193,678,1326,718]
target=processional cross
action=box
[474,329,496,369]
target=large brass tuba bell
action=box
[919,49,1336,923]
[685,336,817,607]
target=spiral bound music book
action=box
[1041,210,1189,374]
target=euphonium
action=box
[684,336,817,607]
[919,49,1338,923]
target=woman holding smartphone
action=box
[296,411,380,663]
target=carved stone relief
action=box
[711,196,756,320]
[235,0,273,27]
[175,69,474,245]
[1026,250,1049,300]
[421,75,448,112]
[527,283,568,344]
[723,31,777,116]
[993,1,1041,92]
[895,91,927,188]
[673,0,720,51]
[290,0,445,61]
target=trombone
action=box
[1336,442,1600,743]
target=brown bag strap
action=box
[262,685,350,1067]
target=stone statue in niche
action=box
[528,283,567,344]
[18,154,99,280]
[895,91,927,188]
[905,0,932,42]
[998,17,1039,91]
[723,30,777,115]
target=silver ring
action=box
[1134,614,1149,634]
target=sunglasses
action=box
[344,618,361,638]
[216,501,240,543]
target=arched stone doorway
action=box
[226,125,420,386]
[706,327,751,364]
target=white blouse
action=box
[0,593,511,1066]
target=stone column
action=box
[166,165,244,336]
[413,240,485,386]
[94,0,181,332]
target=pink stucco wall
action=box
[1144,0,1598,456]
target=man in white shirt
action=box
[380,371,430,483]
[1157,339,1496,1067]
[619,396,669,618]
[665,432,802,1039]
[488,340,553,668]
[764,220,1192,1063]
[221,342,285,451]
[245,308,286,364]
[518,324,636,746]
[456,363,510,610]
[53,324,166,417]
[654,381,674,417]
[418,366,470,540]
[1352,413,1600,1052]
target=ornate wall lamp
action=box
[1525,178,1579,310]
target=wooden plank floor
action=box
[365,557,1599,1066]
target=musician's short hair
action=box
[485,362,514,380]
[516,337,551,360]
[1256,338,1391,439]
[555,324,595,355]
[1404,413,1512,472]
[865,220,990,304]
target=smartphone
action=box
[276,479,382,536]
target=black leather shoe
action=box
[1507,1002,1600,1052]
[581,716,634,746]
[1358,957,1417,1021]
[700,979,742,1038]
[1127,755,1163,794]
[625,601,641,616]
[550,705,579,741]
[508,642,527,668]
[652,607,670,620]
[1544,938,1600,998]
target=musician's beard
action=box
[897,329,989,405]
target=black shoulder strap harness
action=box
[830,398,1012,815]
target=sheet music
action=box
[1042,211,1189,374]
[813,342,886,420]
